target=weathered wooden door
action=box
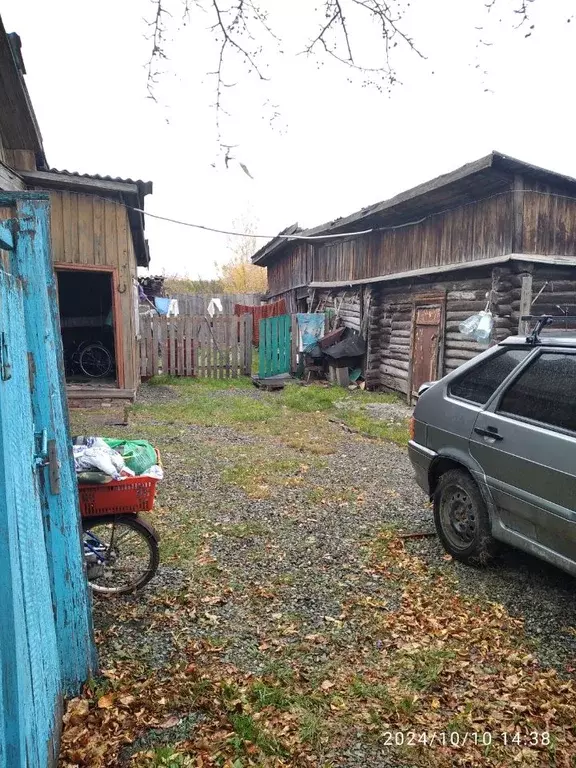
[411,304,443,400]
[0,193,95,767]
[259,315,291,378]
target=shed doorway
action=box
[410,299,444,402]
[56,267,119,386]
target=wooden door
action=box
[411,305,442,400]
[0,194,95,766]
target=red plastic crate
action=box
[79,476,158,517]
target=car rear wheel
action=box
[433,469,498,565]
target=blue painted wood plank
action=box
[0,270,59,767]
[12,197,96,694]
[0,220,14,250]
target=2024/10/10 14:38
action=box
[380,731,551,747]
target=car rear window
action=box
[449,349,531,405]
[498,352,576,433]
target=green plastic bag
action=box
[103,439,157,476]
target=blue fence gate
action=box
[0,193,95,767]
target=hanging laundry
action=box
[167,299,179,317]
[207,297,223,317]
[154,297,170,315]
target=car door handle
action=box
[474,426,503,441]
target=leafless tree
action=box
[145,0,540,152]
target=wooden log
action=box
[391,321,412,330]
[447,290,488,301]
[446,300,489,312]
[381,357,410,372]
[386,351,410,363]
[445,349,479,363]
[380,374,409,394]
[446,311,479,321]
[446,340,484,351]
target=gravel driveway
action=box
[66,381,576,768]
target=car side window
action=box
[498,352,576,433]
[449,349,531,405]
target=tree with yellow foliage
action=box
[216,216,267,294]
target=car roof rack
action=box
[521,314,576,345]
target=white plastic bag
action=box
[73,445,125,479]
[459,311,493,344]
[459,314,481,338]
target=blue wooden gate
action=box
[0,193,95,767]
[258,315,292,378]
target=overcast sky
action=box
[3,0,575,278]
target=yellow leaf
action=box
[97,694,114,709]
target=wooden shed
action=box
[0,16,152,405]
[252,152,576,399]
[19,169,152,404]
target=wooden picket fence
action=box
[139,314,253,379]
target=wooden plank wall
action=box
[521,184,576,256]
[172,293,262,315]
[140,314,253,379]
[312,194,513,284]
[267,243,314,296]
[47,190,139,391]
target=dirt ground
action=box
[61,379,576,768]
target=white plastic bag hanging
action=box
[459,314,481,338]
[473,311,493,344]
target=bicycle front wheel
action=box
[82,515,159,596]
[79,343,113,378]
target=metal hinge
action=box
[0,332,11,380]
[34,428,61,495]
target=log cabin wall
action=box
[369,267,505,395]
[46,190,139,392]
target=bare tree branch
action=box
[144,0,544,153]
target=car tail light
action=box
[409,416,415,441]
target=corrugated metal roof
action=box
[49,168,151,187]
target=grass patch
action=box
[149,375,252,390]
[228,712,287,757]
[399,648,456,692]
[297,710,324,747]
[222,457,312,498]
[249,681,292,710]
[156,511,205,564]
[338,410,410,446]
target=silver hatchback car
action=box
[408,316,576,576]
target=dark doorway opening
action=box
[56,269,117,385]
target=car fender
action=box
[429,449,498,524]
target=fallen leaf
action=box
[97,694,114,709]
[158,714,181,729]
[320,680,335,691]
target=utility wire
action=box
[132,208,374,240]
[131,187,576,242]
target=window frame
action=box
[447,347,534,408]
[494,347,576,438]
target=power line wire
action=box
[132,187,576,243]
